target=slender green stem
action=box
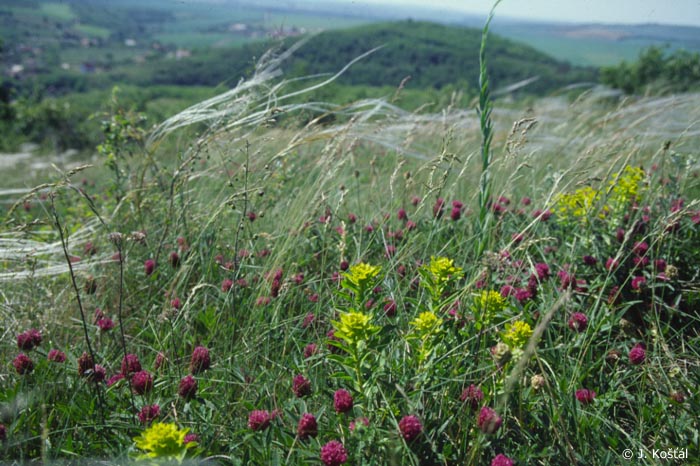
[475,0,502,258]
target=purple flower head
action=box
[302,313,316,329]
[558,269,576,289]
[303,343,318,359]
[491,454,515,466]
[397,208,408,221]
[575,388,596,404]
[460,384,484,410]
[190,346,211,374]
[616,228,626,242]
[178,375,198,400]
[17,329,42,351]
[221,278,233,293]
[84,242,97,256]
[514,288,533,303]
[320,440,348,466]
[582,255,598,266]
[78,352,95,377]
[629,343,646,365]
[121,353,142,376]
[477,406,502,434]
[13,353,34,375]
[292,374,312,398]
[534,263,550,280]
[248,410,272,431]
[0,424,5,442]
[47,349,66,363]
[334,389,354,414]
[632,256,649,269]
[169,251,180,268]
[132,370,153,395]
[144,259,156,276]
[91,364,106,383]
[654,259,667,272]
[450,206,462,221]
[568,312,588,332]
[138,404,160,424]
[631,276,646,291]
[183,433,199,445]
[632,241,649,256]
[605,257,619,271]
[97,317,114,332]
[398,415,422,442]
[533,209,551,221]
[383,299,397,317]
[297,413,318,439]
[107,373,125,387]
[154,352,166,370]
[433,198,445,218]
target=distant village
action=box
[4,18,308,81]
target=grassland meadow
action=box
[1,10,699,466]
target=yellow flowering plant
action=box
[332,310,381,347]
[418,256,464,308]
[554,165,647,225]
[410,311,443,339]
[133,422,195,463]
[501,320,533,349]
[473,290,506,329]
[554,186,608,223]
[330,310,382,392]
[341,262,382,307]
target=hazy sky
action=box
[331,0,700,26]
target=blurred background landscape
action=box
[1,0,699,161]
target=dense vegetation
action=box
[1,18,599,153]
[601,46,700,95]
[1,51,698,464]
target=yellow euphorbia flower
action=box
[410,311,443,338]
[134,422,192,460]
[426,256,463,283]
[343,263,381,288]
[501,320,533,349]
[333,311,380,345]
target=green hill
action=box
[282,21,597,93]
[140,21,597,95]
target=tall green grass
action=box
[1,22,699,466]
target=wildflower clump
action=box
[555,186,606,223]
[133,422,194,461]
[426,256,463,284]
[410,311,443,339]
[341,262,381,306]
[473,290,506,327]
[608,165,646,206]
[332,311,380,347]
[419,256,463,305]
[501,320,533,349]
